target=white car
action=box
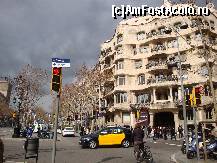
[62,127,75,137]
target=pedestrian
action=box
[171,127,176,140]
[163,127,167,140]
[143,126,147,138]
[178,125,183,138]
[132,123,145,163]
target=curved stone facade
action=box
[99,2,217,130]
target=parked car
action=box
[62,127,75,137]
[79,127,132,149]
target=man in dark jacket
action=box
[133,123,144,163]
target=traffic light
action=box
[51,67,62,92]
[193,87,202,105]
[12,112,16,118]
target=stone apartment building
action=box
[99,1,217,130]
[0,78,12,106]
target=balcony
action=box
[146,60,167,72]
[104,86,114,96]
[147,74,178,87]
[151,44,166,53]
[150,101,177,110]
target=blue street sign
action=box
[52,58,71,67]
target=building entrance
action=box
[154,112,174,127]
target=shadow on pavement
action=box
[6,153,25,160]
[96,156,122,163]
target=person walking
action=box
[171,127,176,140]
[178,125,183,138]
[132,123,144,163]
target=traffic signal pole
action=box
[52,93,60,163]
[193,107,200,160]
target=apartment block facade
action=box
[99,2,217,130]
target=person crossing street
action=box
[132,123,145,163]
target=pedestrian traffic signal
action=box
[51,67,62,92]
[193,87,202,105]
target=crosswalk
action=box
[149,139,183,148]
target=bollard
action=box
[0,138,4,163]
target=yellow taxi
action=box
[79,127,132,149]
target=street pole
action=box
[202,123,207,162]
[193,107,200,160]
[51,94,60,163]
[176,32,189,153]
[98,85,101,128]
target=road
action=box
[1,131,183,163]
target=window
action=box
[136,94,150,103]
[137,32,145,40]
[210,20,215,30]
[205,108,213,119]
[174,22,182,31]
[138,74,145,85]
[135,60,142,69]
[158,27,166,35]
[117,34,123,43]
[167,40,178,48]
[186,35,191,44]
[187,110,193,120]
[116,60,124,70]
[199,66,208,77]
[116,46,123,55]
[132,45,137,55]
[122,112,130,123]
[140,46,148,53]
[117,75,125,85]
[195,33,202,41]
[115,92,127,103]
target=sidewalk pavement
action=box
[172,151,217,163]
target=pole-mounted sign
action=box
[52,58,70,68]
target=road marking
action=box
[176,144,182,147]
[153,141,157,144]
[165,142,169,144]
[169,143,176,146]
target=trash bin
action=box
[0,138,4,163]
[12,127,20,138]
[24,138,39,162]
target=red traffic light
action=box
[53,67,61,75]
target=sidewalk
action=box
[172,151,217,163]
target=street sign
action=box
[52,58,71,67]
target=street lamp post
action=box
[165,23,189,153]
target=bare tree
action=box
[11,64,49,126]
[61,63,112,131]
